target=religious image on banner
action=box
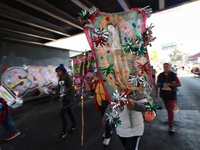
[78,6,158,126]
[72,51,95,97]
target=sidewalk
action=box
[0,91,200,150]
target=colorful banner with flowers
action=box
[72,51,95,95]
[78,7,155,101]
[77,6,159,129]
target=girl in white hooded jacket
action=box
[103,98,148,150]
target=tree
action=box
[169,49,183,64]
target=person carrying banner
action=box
[92,72,112,146]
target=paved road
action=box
[1,70,200,150]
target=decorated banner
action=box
[0,84,17,106]
[72,51,95,96]
[71,51,95,146]
[78,6,156,127]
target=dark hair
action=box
[163,63,170,66]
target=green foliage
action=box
[169,49,184,63]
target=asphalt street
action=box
[1,70,200,150]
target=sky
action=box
[146,0,200,55]
[45,1,200,57]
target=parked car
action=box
[191,63,200,75]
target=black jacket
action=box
[53,75,75,107]
[158,71,177,100]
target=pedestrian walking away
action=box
[50,64,78,141]
[155,63,181,133]
[0,97,20,141]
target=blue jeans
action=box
[1,114,18,136]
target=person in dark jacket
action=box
[50,64,78,140]
[92,72,112,146]
[155,63,181,133]
[0,97,20,141]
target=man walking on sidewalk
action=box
[155,63,181,133]
[50,64,78,141]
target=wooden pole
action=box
[81,51,87,146]
[81,87,84,146]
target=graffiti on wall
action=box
[1,65,58,99]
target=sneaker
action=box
[102,130,113,138]
[169,125,175,133]
[89,96,94,99]
[103,138,111,146]
[4,132,21,141]
[60,132,68,138]
[71,125,78,131]
[56,132,68,141]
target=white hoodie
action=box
[116,98,147,137]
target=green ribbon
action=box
[77,10,89,20]
[123,38,135,53]
[134,45,147,57]
[113,117,122,127]
[100,64,115,76]
[148,103,159,114]
[129,110,134,129]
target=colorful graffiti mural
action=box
[1,65,59,99]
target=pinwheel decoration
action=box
[134,45,147,57]
[78,6,99,24]
[112,90,127,111]
[77,10,89,24]
[123,38,136,53]
[142,23,156,47]
[92,28,109,47]
[106,111,122,127]
[135,62,150,75]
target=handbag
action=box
[144,110,155,122]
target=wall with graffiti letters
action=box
[1,65,59,100]
[0,40,71,100]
